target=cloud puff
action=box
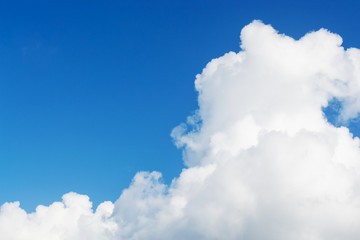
[3,20,360,239]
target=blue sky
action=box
[1,0,360,211]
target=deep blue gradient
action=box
[1,0,360,211]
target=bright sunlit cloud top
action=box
[2,20,360,240]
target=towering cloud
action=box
[2,20,360,239]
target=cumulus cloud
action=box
[3,20,360,239]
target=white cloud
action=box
[3,20,360,239]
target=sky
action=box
[2,1,360,239]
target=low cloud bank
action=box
[3,20,360,239]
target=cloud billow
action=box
[2,20,360,239]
